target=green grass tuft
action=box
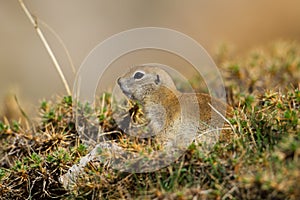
[0,40,299,199]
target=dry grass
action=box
[0,40,299,199]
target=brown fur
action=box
[118,65,232,148]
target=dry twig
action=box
[18,0,71,95]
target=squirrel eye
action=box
[133,71,145,80]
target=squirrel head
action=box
[117,65,177,102]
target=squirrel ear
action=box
[155,75,160,85]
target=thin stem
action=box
[18,0,71,95]
[208,102,236,135]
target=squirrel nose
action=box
[117,77,122,86]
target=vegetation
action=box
[0,41,299,199]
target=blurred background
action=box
[1,0,300,119]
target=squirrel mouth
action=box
[118,85,133,99]
[122,90,133,99]
[117,78,133,99]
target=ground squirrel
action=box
[117,65,232,149]
[60,65,233,183]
